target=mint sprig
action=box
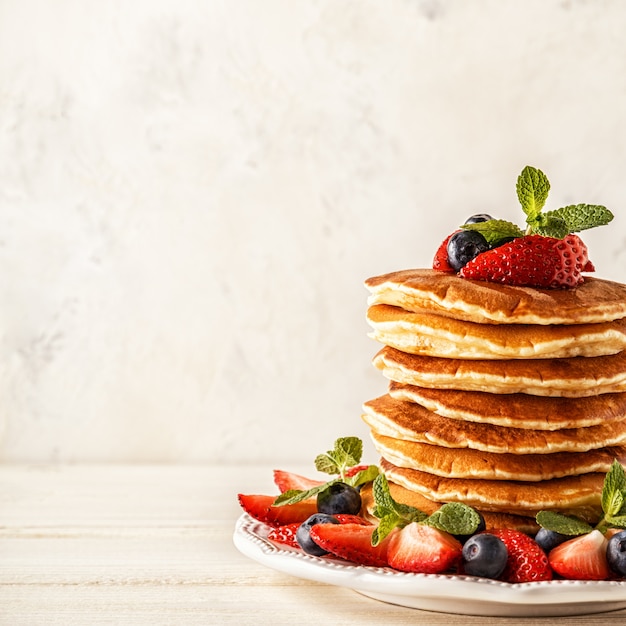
[370,474,481,545]
[273,436,379,507]
[461,165,613,241]
[536,460,626,536]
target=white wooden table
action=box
[2,464,625,625]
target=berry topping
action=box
[433,231,458,272]
[317,482,362,516]
[273,469,324,494]
[534,527,570,554]
[549,530,610,581]
[464,213,493,224]
[607,530,626,577]
[489,529,552,583]
[296,513,340,556]
[387,523,463,574]
[237,494,318,527]
[447,230,490,272]
[310,522,393,567]
[462,533,508,579]
[460,234,592,288]
[267,522,301,548]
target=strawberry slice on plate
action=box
[490,528,552,582]
[267,522,301,548]
[309,523,393,567]
[549,530,610,581]
[237,494,318,527]
[273,470,324,493]
[387,523,462,574]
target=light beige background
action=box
[1,0,625,464]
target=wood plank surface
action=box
[1,464,625,625]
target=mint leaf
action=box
[314,436,363,478]
[424,502,481,536]
[314,453,340,475]
[517,166,550,220]
[605,515,626,529]
[536,510,593,536]
[346,464,379,488]
[371,474,427,545]
[532,214,569,239]
[273,481,338,506]
[602,460,626,517]
[461,219,524,245]
[545,205,614,232]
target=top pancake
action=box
[365,269,626,325]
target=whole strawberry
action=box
[490,529,552,583]
[460,234,592,289]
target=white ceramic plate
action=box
[233,513,626,617]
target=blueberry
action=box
[317,482,362,515]
[534,528,570,554]
[455,512,487,545]
[462,533,508,579]
[607,530,626,577]
[464,213,493,224]
[296,513,340,556]
[446,230,490,271]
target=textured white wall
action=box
[1,0,626,463]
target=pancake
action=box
[362,395,626,454]
[365,269,626,325]
[367,304,626,359]
[359,481,540,535]
[370,430,626,481]
[373,346,626,397]
[381,458,604,521]
[388,383,626,430]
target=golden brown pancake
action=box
[367,304,626,359]
[370,430,626,481]
[365,269,626,325]
[380,458,604,521]
[373,346,626,397]
[362,395,626,454]
[388,382,626,430]
[360,481,540,535]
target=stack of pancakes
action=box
[361,269,626,533]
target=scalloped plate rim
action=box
[233,513,626,617]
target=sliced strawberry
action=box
[267,522,301,548]
[549,530,610,581]
[490,529,552,582]
[344,465,370,478]
[273,470,324,493]
[460,234,593,289]
[387,523,462,574]
[309,523,393,567]
[237,494,318,527]
[432,231,459,272]
[335,514,372,526]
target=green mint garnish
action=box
[537,460,626,535]
[461,165,613,242]
[517,165,550,221]
[272,436,379,507]
[370,474,481,545]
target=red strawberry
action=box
[490,529,552,582]
[309,523,394,567]
[237,494,318,527]
[460,234,593,289]
[345,465,371,478]
[273,470,324,493]
[432,231,459,272]
[335,514,372,526]
[549,530,610,581]
[387,523,462,574]
[267,522,301,548]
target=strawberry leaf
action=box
[517,166,550,221]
